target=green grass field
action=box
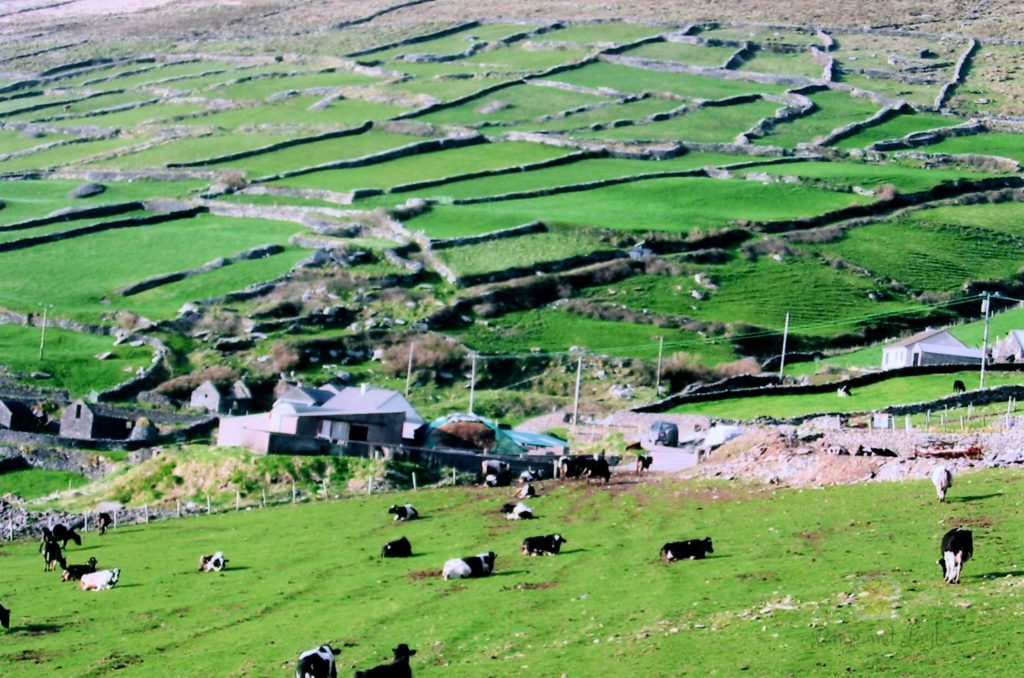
[436,226,611,277]
[2,466,1023,675]
[0,469,89,500]
[833,112,961,149]
[755,90,882,147]
[735,159,1001,193]
[551,61,791,98]
[620,40,736,67]
[915,132,1024,163]
[416,83,616,126]
[580,97,781,143]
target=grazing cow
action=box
[295,644,341,678]
[661,537,714,562]
[442,552,496,580]
[42,540,66,572]
[387,504,418,522]
[559,455,611,483]
[514,483,536,500]
[381,537,412,558]
[939,527,974,584]
[635,454,653,475]
[953,379,967,393]
[836,385,851,397]
[500,502,534,520]
[96,512,113,535]
[80,568,120,591]
[62,557,98,582]
[198,552,228,572]
[354,643,417,678]
[49,524,82,549]
[931,465,953,502]
[521,534,567,556]
[0,603,8,629]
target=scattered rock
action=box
[67,182,105,199]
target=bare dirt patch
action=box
[502,581,558,591]
[955,516,995,528]
[406,568,437,581]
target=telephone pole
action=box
[468,352,477,414]
[38,304,51,361]
[980,293,991,389]
[655,335,664,395]
[778,312,790,379]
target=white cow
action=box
[931,465,953,502]
[80,568,120,591]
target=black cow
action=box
[442,552,496,580]
[62,557,98,582]
[953,379,967,393]
[635,455,653,475]
[521,534,567,556]
[0,603,9,629]
[354,643,417,678]
[42,540,66,572]
[939,527,974,584]
[296,644,340,678]
[661,537,714,562]
[381,537,412,558]
[559,456,611,483]
[43,524,81,549]
[387,504,418,522]
[96,512,113,535]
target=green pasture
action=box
[736,159,1001,194]
[436,226,610,277]
[805,207,1024,294]
[737,50,823,79]
[699,26,824,48]
[457,44,593,73]
[0,213,303,322]
[402,175,873,238]
[458,307,736,362]
[914,131,1024,164]
[669,369,1024,419]
[833,112,963,149]
[57,63,159,88]
[48,102,209,130]
[0,92,82,116]
[835,33,961,72]
[10,91,155,122]
[551,61,790,98]
[362,151,745,205]
[755,89,881,147]
[835,73,939,108]
[416,83,616,126]
[0,469,88,500]
[542,22,666,44]
[0,209,152,245]
[0,128,68,155]
[207,70,382,101]
[191,96,406,131]
[6,459,1022,674]
[84,61,237,89]
[581,256,914,337]
[367,24,539,62]
[181,63,305,93]
[0,135,145,172]
[275,140,567,193]
[620,40,735,67]
[951,44,1019,116]
[79,133,281,170]
[580,97,781,143]
[509,95,684,133]
[0,324,152,396]
[387,75,510,102]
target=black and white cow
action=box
[514,483,536,500]
[661,537,714,562]
[931,465,953,502]
[519,469,540,484]
[939,527,974,584]
[521,534,567,556]
[387,504,418,522]
[42,540,66,572]
[80,568,120,591]
[482,460,512,487]
[62,557,98,582]
[381,537,412,558]
[635,455,653,475]
[0,603,9,630]
[442,552,496,580]
[198,551,228,572]
[500,502,534,520]
[295,644,340,678]
[354,643,417,678]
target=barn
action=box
[881,329,982,369]
[424,413,568,456]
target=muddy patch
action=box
[7,649,51,663]
[735,571,777,582]
[406,568,437,581]
[502,581,558,591]
[955,516,995,528]
[90,653,144,671]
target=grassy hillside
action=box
[1,469,1021,675]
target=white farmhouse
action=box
[881,328,982,369]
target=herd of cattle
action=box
[0,454,981,675]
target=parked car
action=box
[647,421,678,447]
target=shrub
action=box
[268,341,301,373]
[156,365,240,397]
[875,183,900,201]
[381,334,467,379]
[714,357,762,378]
[661,351,714,391]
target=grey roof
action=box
[321,386,425,424]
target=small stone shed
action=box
[59,399,134,440]
[0,398,35,431]
[189,379,252,415]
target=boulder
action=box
[67,183,105,199]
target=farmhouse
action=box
[881,329,982,369]
[424,413,569,456]
[0,398,35,431]
[189,379,252,415]
[59,400,134,440]
[216,384,424,454]
[993,330,1024,363]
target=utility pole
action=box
[655,336,664,395]
[980,293,991,389]
[38,304,50,361]
[468,352,477,414]
[572,354,583,428]
[404,342,415,398]
[778,312,790,379]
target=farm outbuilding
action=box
[0,398,35,431]
[59,399,134,440]
[424,413,568,456]
[881,329,982,369]
[189,379,252,415]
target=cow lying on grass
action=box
[661,538,714,562]
[381,537,412,558]
[521,534,567,556]
[939,527,973,584]
[295,644,340,678]
[442,552,496,580]
[354,643,416,678]
[387,504,418,521]
[199,552,228,572]
[62,557,98,582]
[80,568,120,591]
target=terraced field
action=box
[2,17,1024,400]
